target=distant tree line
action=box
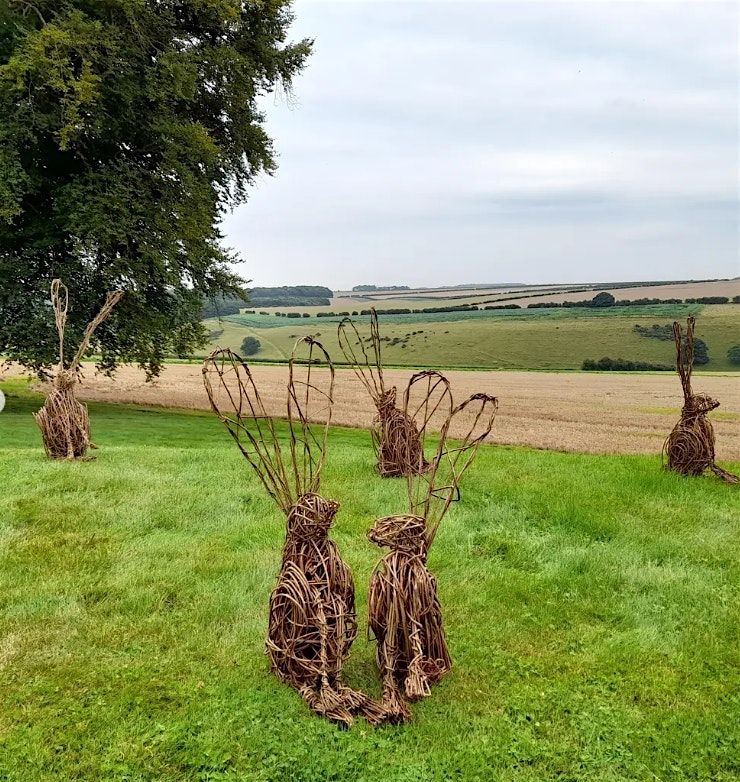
[480,279,733,307]
[250,286,333,307]
[528,293,736,309]
[633,324,675,340]
[312,303,481,318]
[202,286,333,317]
[359,303,478,316]
[352,285,410,291]
[585,323,714,371]
[632,324,709,364]
[202,292,249,318]
[684,296,734,304]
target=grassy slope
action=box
[205,304,740,371]
[1,379,738,782]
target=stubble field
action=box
[26,363,740,458]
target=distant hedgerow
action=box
[582,357,673,371]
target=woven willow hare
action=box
[34,279,123,459]
[367,371,498,722]
[663,317,737,483]
[338,309,428,477]
[203,339,384,726]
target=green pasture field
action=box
[1,379,738,781]
[204,304,740,371]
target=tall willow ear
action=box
[421,393,498,547]
[50,279,69,370]
[287,337,335,499]
[70,289,124,371]
[683,316,696,390]
[401,370,453,521]
[337,308,384,403]
[202,348,292,512]
[673,318,694,401]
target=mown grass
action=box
[1,378,738,781]
[204,304,740,371]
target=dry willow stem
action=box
[368,379,498,723]
[338,310,428,478]
[663,317,738,484]
[202,341,385,726]
[34,279,123,459]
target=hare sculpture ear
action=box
[673,318,694,402]
[287,337,335,499]
[337,309,385,404]
[400,370,453,516]
[50,279,70,369]
[48,278,123,374]
[202,348,292,511]
[69,289,125,372]
[419,393,498,546]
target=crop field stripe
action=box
[203,305,740,372]
[14,365,739,458]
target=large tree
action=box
[0,0,310,376]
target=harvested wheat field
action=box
[29,363,740,458]
[502,279,740,307]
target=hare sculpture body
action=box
[663,318,737,484]
[368,514,451,722]
[36,369,94,459]
[267,492,382,722]
[373,388,428,477]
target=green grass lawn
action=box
[204,304,740,372]
[1,378,738,781]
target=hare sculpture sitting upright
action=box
[34,279,123,459]
[338,309,429,477]
[663,317,737,483]
[367,372,498,722]
[203,339,384,725]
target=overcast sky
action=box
[223,0,739,289]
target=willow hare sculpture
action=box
[338,309,429,477]
[34,279,123,459]
[663,317,737,483]
[367,371,498,722]
[203,339,384,725]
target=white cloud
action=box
[224,1,739,287]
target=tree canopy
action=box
[240,335,261,356]
[0,0,310,376]
[591,292,616,307]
